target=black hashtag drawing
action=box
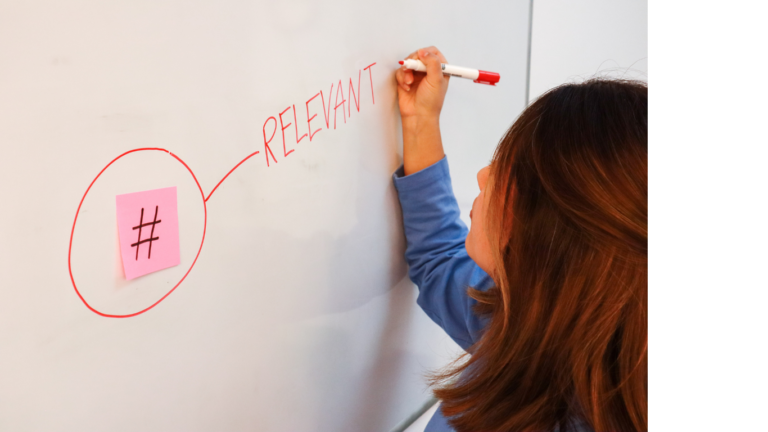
[131,206,162,261]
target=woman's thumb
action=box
[419,50,443,86]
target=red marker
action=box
[399,59,500,86]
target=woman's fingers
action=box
[404,69,413,85]
[395,66,407,91]
[418,49,443,85]
[401,50,419,91]
[398,51,420,92]
[396,46,450,119]
[403,47,447,64]
[419,46,448,64]
[396,65,415,92]
[398,47,447,92]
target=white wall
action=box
[529,0,647,102]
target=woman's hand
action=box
[395,47,450,121]
[395,47,450,176]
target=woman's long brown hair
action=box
[432,79,647,432]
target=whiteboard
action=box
[0,1,530,430]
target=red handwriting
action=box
[348,70,361,117]
[205,151,260,202]
[279,106,295,158]
[227,62,377,171]
[68,62,378,318]
[263,116,279,167]
[364,62,376,104]
[334,79,347,129]
[306,92,322,141]
[322,83,333,129]
[292,104,307,144]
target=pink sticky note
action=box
[116,187,180,280]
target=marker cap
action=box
[474,70,500,86]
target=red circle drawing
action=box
[68,148,207,318]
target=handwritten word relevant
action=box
[264,62,377,166]
[205,62,378,202]
[69,61,379,317]
[131,206,162,260]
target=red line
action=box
[68,148,207,318]
[204,151,261,202]
[70,61,379,317]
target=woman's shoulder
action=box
[424,406,594,432]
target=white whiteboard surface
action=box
[529,0,647,102]
[0,1,530,430]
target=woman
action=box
[393,47,647,432]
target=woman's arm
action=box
[394,47,494,350]
[393,159,494,350]
[395,47,450,176]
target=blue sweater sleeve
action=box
[393,157,495,351]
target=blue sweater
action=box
[393,157,592,432]
[393,157,493,431]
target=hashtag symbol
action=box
[131,206,162,261]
